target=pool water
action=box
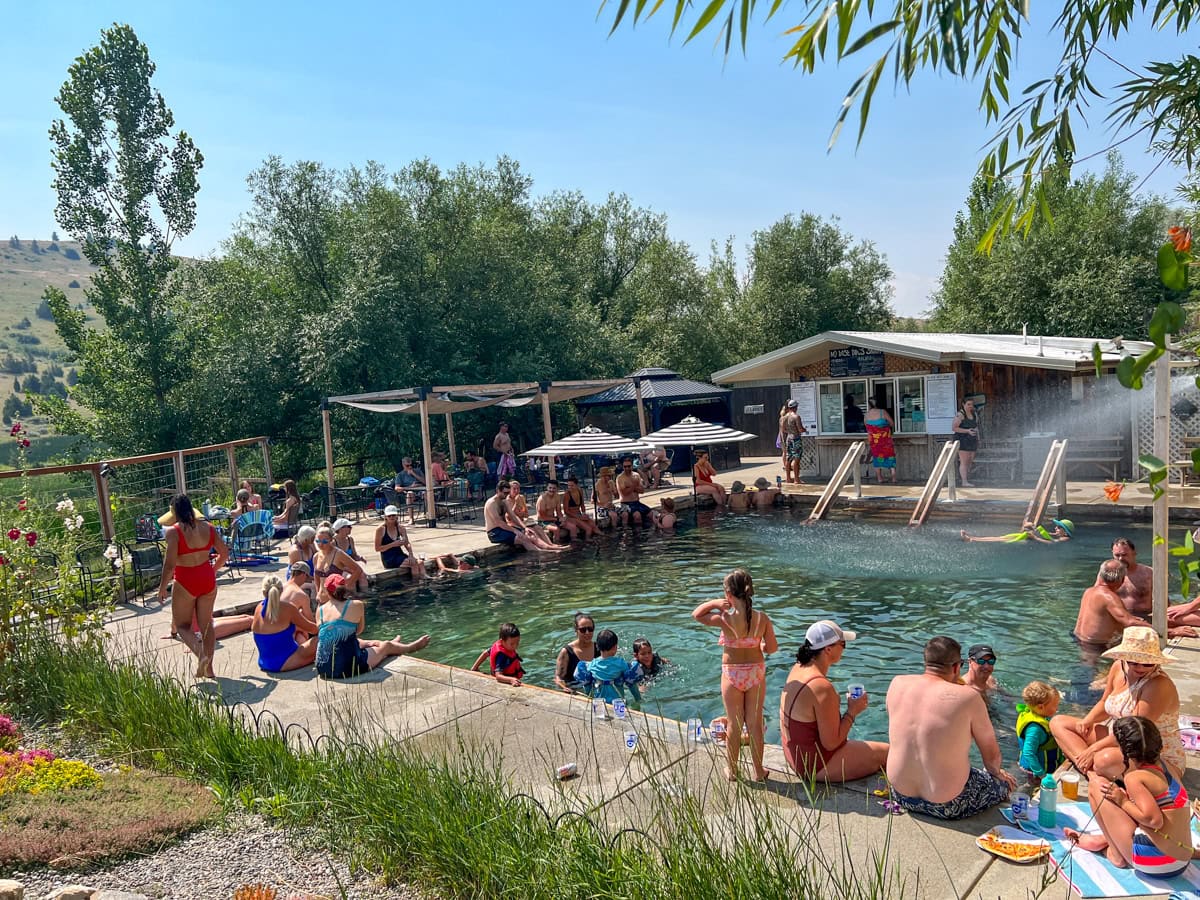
[367,509,1152,746]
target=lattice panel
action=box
[1133,370,1200,468]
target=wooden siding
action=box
[729,385,791,456]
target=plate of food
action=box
[976,826,1051,863]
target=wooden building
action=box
[711,331,1154,482]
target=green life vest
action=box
[1016,702,1057,772]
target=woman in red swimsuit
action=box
[158,493,229,678]
[780,619,888,782]
[692,450,727,506]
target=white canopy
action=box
[640,416,756,446]
[522,426,653,457]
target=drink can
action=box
[686,717,703,742]
[1011,792,1029,819]
[847,682,866,701]
[557,762,577,780]
[592,698,608,720]
[624,730,639,751]
[613,699,627,719]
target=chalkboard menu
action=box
[829,346,885,377]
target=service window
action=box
[818,383,844,433]
[897,376,926,433]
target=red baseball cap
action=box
[324,574,347,593]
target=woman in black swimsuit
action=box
[563,475,600,538]
[952,398,981,487]
[554,612,596,692]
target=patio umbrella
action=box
[522,426,653,491]
[639,416,757,503]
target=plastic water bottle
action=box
[1038,773,1058,828]
[776,476,783,489]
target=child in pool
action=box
[575,629,642,704]
[650,497,677,530]
[1016,680,1061,782]
[470,622,524,687]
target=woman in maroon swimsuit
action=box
[780,619,888,782]
[158,493,229,678]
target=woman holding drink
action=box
[780,619,889,782]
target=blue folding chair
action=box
[229,510,275,566]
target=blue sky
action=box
[0,1,1187,315]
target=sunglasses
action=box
[972,656,997,666]
[577,626,594,633]
[316,538,331,544]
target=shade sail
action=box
[639,416,756,446]
[522,426,653,457]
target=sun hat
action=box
[1102,625,1175,665]
[754,477,772,489]
[157,508,205,526]
[383,505,401,517]
[332,517,352,532]
[787,399,799,409]
[323,574,347,593]
[806,620,857,650]
[1052,518,1075,536]
[599,466,615,476]
[731,480,745,493]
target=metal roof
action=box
[578,373,729,406]
[710,331,1158,384]
[629,367,679,379]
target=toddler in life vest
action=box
[1016,680,1061,782]
[471,622,525,687]
[575,629,642,705]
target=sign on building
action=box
[829,346,885,377]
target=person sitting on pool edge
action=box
[483,481,565,552]
[1015,680,1061,783]
[960,518,1073,543]
[575,629,643,705]
[470,622,524,687]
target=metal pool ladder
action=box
[1024,439,1069,526]
[909,439,961,527]
[806,441,866,523]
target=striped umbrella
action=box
[639,416,756,446]
[521,426,653,457]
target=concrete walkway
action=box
[105,459,1200,899]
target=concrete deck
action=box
[106,458,1200,899]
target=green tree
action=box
[40,23,203,453]
[602,0,1198,243]
[734,213,893,349]
[930,155,1173,337]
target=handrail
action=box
[1024,439,1069,527]
[806,441,866,523]
[909,439,960,527]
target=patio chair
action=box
[134,513,163,542]
[229,510,275,566]
[123,541,164,606]
[75,543,127,608]
[28,550,63,612]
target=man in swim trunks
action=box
[593,466,618,528]
[1103,538,1198,637]
[886,635,1016,819]
[779,398,807,485]
[484,481,565,552]
[616,457,651,526]
[493,422,516,479]
[535,482,579,542]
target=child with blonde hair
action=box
[1016,680,1061,781]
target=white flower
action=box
[75,515,84,530]
[55,498,75,513]
[102,544,119,561]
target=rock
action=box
[93,893,152,900]
[0,878,23,900]
[44,888,92,900]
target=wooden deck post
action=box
[91,465,115,542]
[634,378,648,437]
[173,451,186,495]
[418,387,437,525]
[322,401,337,516]
[226,446,239,500]
[261,439,273,487]
[445,413,457,468]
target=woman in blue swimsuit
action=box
[252,575,320,672]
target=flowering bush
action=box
[0,749,102,796]
[0,716,20,752]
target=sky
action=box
[0,1,1188,316]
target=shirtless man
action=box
[779,399,807,485]
[593,467,618,528]
[484,481,564,552]
[961,643,999,696]
[281,560,316,613]
[617,457,651,526]
[886,636,1016,819]
[535,482,580,543]
[493,422,516,479]
[1076,561,1142,650]
[1103,537,1197,637]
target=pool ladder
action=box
[1024,439,1069,526]
[806,441,867,523]
[908,439,961,527]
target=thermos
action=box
[1038,773,1057,828]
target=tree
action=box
[51,231,59,242]
[734,213,893,349]
[41,24,203,453]
[930,155,1174,337]
[602,1,1197,244]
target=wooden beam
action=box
[91,465,115,542]
[419,395,437,525]
[634,379,648,437]
[173,451,186,495]
[445,413,457,467]
[261,439,273,487]
[322,406,337,516]
[227,446,239,500]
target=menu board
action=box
[829,346,885,377]
[924,373,958,434]
[789,382,818,434]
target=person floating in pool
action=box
[960,518,1073,544]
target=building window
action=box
[897,376,926,434]
[819,379,867,434]
[818,376,926,434]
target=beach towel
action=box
[1002,799,1200,897]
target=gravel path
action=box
[10,810,423,900]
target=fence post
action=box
[91,465,115,542]
[173,451,186,495]
[261,439,273,488]
[226,446,239,500]
[322,401,337,516]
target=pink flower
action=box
[24,532,37,547]
[5,529,19,542]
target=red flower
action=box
[20,439,30,448]
[0,556,7,566]
[1169,226,1193,254]
[8,424,20,437]
[5,529,18,542]
[24,532,36,547]
[16,500,25,512]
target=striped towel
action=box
[1002,800,1200,898]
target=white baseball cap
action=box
[332,517,352,532]
[806,620,857,650]
[383,505,401,517]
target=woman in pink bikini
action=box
[158,493,229,678]
[780,620,888,782]
[692,569,778,781]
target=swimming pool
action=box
[367,509,1152,745]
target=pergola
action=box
[321,378,648,523]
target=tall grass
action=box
[6,636,910,899]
